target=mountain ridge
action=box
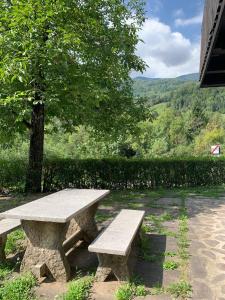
[134,73,199,82]
[132,72,225,113]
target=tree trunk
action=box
[25,103,45,193]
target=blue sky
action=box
[135,0,205,78]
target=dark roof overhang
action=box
[200,0,225,87]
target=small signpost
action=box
[211,145,221,156]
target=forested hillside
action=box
[2,73,225,160]
[130,73,225,157]
[133,73,225,112]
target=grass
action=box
[167,281,192,299]
[145,212,175,222]
[139,189,192,298]
[169,185,225,199]
[165,251,177,257]
[103,189,167,207]
[150,283,164,296]
[163,261,179,270]
[0,262,15,281]
[59,276,93,300]
[139,227,151,260]
[115,282,147,300]
[178,202,190,281]
[95,212,112,222]
[140,224,179,265]
[141,253,162,263]
[140,212,178,263]
[143,213,178,240]
[5,229,26,255]
[0,273,37,300]
[127,202,144,209]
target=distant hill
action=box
[133,72,225,113]
[134,76,161,81]
[133,73,199,100]
[134,73,199,83]
[176,73,199,81]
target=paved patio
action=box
[188,197,225,300]
[2,189,225,299]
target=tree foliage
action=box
[0,0,148,192]
[0,0,147,135]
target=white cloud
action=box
[152,0,163,13]
[173,9,184,18]
[175,13,203,26]
[133,18,200,78]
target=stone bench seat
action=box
[0,219,21,261]
[88,209,145,282]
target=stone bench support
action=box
[89,209,145,282]
[96,253,131,281]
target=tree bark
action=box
[25,103,45,193]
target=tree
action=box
[186,99,208,142]
[0,0,147,192]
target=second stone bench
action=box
[88,209,145,282]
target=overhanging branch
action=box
[10,110,32,130]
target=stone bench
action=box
[88,209,145,282]
[0,219,21,261]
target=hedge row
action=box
[42,158,225,191]
[1,158,225,192]
[0,158,27,191]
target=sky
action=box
[135,0,205,78]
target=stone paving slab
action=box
[187,197,225,299]
[91,281,121,300]
[146,235,177,254]
[134,295,171,299]
[155,198,181,206]
[35,282,67,300]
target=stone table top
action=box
[0,189,110,223]
[89,209,145,256]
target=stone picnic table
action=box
[0,189,110,281]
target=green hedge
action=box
[42,158,225,192]
[0,158,27,192]
[1,158,225,192]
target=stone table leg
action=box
[66,202,99,244]
[0,235,6,262]
[20,220,70,282]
